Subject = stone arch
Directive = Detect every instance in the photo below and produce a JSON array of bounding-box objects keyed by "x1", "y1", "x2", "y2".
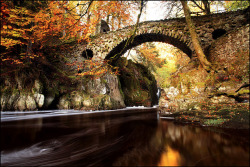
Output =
[
  {"x1": 212, "y1": 29, "x2": 227, "y2": 40},
  {"x1": 104, "y1": 33, "x2": 192, "y2": 63},
  {"x1": 82, "y1": 49, "x2": 93, "y2": 59}
]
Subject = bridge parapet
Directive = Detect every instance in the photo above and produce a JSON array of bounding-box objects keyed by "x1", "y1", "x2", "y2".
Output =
[{"x1": 83, "y1": 8, "x2": 249, "y2": 62}]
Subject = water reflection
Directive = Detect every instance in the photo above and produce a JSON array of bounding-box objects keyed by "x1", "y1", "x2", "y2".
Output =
[
  {"x1": 158, "y1": 146, "x2": 181, "y2": 166},
  {"x1": 156, "y1": 120, "x2": 249, "y2": 166},
  {"x1": 1, "y1": 111, "x2": 249, "y2": 166}
]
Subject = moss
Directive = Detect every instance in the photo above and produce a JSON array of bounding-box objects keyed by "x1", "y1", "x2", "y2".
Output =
[
  {"x1": 92, "y1": 94, "x2": 114, "y2": 110},
  {"x1": 115, "y1": 57, "x2": 158, "y2": 106},
  {"x1": 187, "y1": 102, "x2": 202, "y2": 111},
  {"x1": 118, "y1": 78, "x2": 125, "y2": 99},
  {"x1": 214, "y1": 108, "x2": 230, "y2": 115},
  {"x1": 101, "y1": 79, "x2": 108, "y2": 84},
  {"x1": 203, "y1": 119, "x2": 229, "y2": 126},
  {"x1": 237, "y1": 89, "x2": 250, "y2": 95},
  {"x1": 196, "y1": 82, "x2": 206, "y2": 87}
]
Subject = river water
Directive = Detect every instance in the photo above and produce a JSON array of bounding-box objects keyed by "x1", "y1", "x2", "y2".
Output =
[{"x1": 1, "y1": 108, "x2": 249, "y2": 166}]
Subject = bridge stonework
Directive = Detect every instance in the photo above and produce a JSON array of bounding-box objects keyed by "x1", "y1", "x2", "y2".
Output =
[{"x1": 83, "y1": 8, "x2": 249, "y2": 62}]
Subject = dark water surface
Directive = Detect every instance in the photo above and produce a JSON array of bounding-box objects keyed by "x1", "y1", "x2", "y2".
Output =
[{"x1": 1, "y1": 108, "x2": 249, "y2": 166}]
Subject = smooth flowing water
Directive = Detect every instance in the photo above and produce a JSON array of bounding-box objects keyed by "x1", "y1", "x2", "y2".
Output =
[{"x1": 1, "y1": 108, "x2": 249, "y2": 166}]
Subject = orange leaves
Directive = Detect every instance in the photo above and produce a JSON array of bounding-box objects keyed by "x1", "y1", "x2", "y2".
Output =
[
  {"x1": 136, "y1": 43, "x2": 165, "y2": 69},
  {"x1": 73, "y1": 60, "x2": 119, "y2": 78},
  {"x1": 1, "y1": 57, "x2": 23, "y2": 65},
  {"x1": 1, "y1": 1, "x2": 10, "y2": 20},
  {"x1": 3, "y1": 25, "x2": 12, "y2": 30},
  {"x1": 1, "y1": 38, "x2": 21, "y2": 49},
  {"x1": 89, "y1": 1, "x2": 136, "y2": 31},
  {"x1": 2, "y1": 25, "x2": 8, "y2": 29},
  {"x1": 28, "y1": 1, "x2": 88, "y2": 46},
  {"x1": 1, "y1": 0, "x2": 137, "y2": 74},
  {"x1": 1, "y1": 3, "x2": 35, "y2": 49}
]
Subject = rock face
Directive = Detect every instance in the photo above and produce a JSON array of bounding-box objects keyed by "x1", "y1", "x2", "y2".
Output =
[
  {"x1": 57, "y1": 73, "x2": 125, "y2": 110},
  {"x1": 116, "y1": 58, "x2": 158, "y2": 107},
  {"x1": 0, "y1": 46, "x2": 158, "y2": 111},
  {"x1": 0, "y1": 73, "x2": 125, "y2": 111},
  {"x1": 0, "y1": 41, "x2": 126, "y2": 111},
  {"x1": 159, "y1": 24, "x2": 249, "y2": 113}
]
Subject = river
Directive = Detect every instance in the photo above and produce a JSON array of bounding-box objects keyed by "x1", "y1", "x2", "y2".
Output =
[{"x1": 1, "y1": 108, "x2": 249, "y2": 166}]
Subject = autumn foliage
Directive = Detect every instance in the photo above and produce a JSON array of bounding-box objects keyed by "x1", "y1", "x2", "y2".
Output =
[
  {"x1": 88, "y1": 1, "x2": 136, "y2": 30},
  {"x1": 1, "y1": 0, "x2": 137, "y2": 78},
  {"x1": 135, "y1": 43, "x2": 165, "y2": 72}
]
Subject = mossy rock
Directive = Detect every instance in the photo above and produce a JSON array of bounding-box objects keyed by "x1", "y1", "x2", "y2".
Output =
[
  {"x1": 214, "y1": 108, "x2": 231, "y2": 115},
  {"x1": 116, "y1": 57, "x2": 158, "y2": 107},
  {"x1": 92, "y1": 94, "x2": 115, "y2": 110},
  {"x1": 237, "y1": 89, "x2": 250, "y2": 95}
]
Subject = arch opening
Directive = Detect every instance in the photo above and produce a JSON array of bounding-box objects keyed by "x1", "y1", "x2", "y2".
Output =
[
  {"x1": 212, "y1": 29, "x2": 227, "y2": 40},
  {"x1": 105, "y1": 33, "x2": 192, "y2": 64},
  {"x1": 113, "y1": 41, "x2": 191, "y2": 106},
  {"x1": 82, "y1": 49, "x2": 93, "y2": 59}
]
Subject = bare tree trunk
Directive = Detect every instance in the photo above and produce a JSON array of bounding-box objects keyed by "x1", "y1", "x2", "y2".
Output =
[
  {"x1": 191, "y1": 0, "x2": 211, "y2": 15},
  {"x1": 111, "y1": 15, "x2": 114, "y2": 31},
  {"x1": 203, "y1": 0, "x2": 211, "y2": 15},
  {"x1": 181, "y1": 1, "x2": 211, "y2": 71},
  {"x1": 106, "y1": 14, "x2": 110, "y2": 25},
  {"x1": 87, "y1": 10, "x2": 91, "y2": 24},
  {"x1": 118, "y1": 15, "x2": 121, "y2": 29}
]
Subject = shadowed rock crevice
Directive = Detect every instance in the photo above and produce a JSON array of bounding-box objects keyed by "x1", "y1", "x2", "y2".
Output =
[
  {"x1": 212, "y1": 29, "x2": 227, "y2": 39},
  {"x1": 82, "y1": 49, "x2": 93, "y2": 59}
]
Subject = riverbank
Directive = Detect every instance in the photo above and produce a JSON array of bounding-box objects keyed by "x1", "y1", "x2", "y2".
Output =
[{"x1": 160, "y1": 102, "x2": 249, "y2": 129}]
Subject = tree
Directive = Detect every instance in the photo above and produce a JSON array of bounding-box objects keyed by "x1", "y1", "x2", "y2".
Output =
[
  {"x1": 85, "y1": 1, "x2": 138, "y2": 32},
  {"x1": 223, "y1": 0, "x2": 250, "y2": 11},
  {"x1": 127, "y1": 43, "x2": 165, "y2": 72},
  {"x1": 161, "y1": 0, "x2": 212, "y2": 19},
  {"x1": 161, "y1": 1, "x2": 184, "y2": 19},
  {"x1": 1, "y1": 0, "x2": 145, "y2": 78},
  {"x1": 190, "y1": 0, "x2": 211, "y2": 15},
  {"x1": 181, "y1": 1, "x2": 211, "y2": 71},
  {"x1": 1, "y1": 1, "x2": 134, "y2": 56}
]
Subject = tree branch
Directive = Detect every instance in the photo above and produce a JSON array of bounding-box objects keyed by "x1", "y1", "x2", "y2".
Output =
[
  {"x1": 191, "y1": 0, "x2": 205, "y2": 12},
  {"x1": 109, "y1": 0, "x2": 145, "y2": 63}
]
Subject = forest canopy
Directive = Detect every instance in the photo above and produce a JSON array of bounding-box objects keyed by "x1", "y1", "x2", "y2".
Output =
[{"x1": 1, "y1": 0, "x2": 249, "y2": 75}]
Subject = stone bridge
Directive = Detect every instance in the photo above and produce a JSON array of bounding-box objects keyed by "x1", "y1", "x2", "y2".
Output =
[{"x1": 81, "y1": 8, "x2": 249, "y2": 63}]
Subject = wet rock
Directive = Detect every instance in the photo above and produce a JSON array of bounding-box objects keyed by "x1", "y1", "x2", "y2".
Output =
[
  {"x1": 34, "y1": 93, "x2": 45, "y2": 108},
  {"x1": 58, "y1": 95, "x2": 70, "y2": 109},
  {"x1": 70, "y1": 92, "x2": 83, "y2": 109},
  {"x1": 83, "y1": 73, "x2": 125, "y2": 109},
  {"x1": 15, "y1": 95, "x2": 26, "y2": 111},
  {"x1": 83, "y1": 98, "x2": 92, "y2": 107},
  {"x1": 210, "y1": 95, "x2": 236, "y2": 104},
  {"x1": 33, "y1": 80, "x2": 43, "y2": 93},
  {"x1": 26, "y1": 95, "x2": 37, "y2": 110}
]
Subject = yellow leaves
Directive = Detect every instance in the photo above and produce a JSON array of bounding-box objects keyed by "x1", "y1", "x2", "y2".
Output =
[
  {"x1": 1, "y1": 4, "x2": 36, "y2": 49},
  {"x1": 136, "y1": 43, "x2": 165, "y2": 69},
  {"x1": 1, "y1": 57, "x2": 23, "y2": 65},
  {"x1": 1, "y1": 38, "x2": 21, "y2": 49},
  {"x1": 8, "y1": 8, "x2": 34, "y2": 26},
  {"x1": 7, "y1": 25, "x2": 12, "y2": 29},
  {"x1": 3, "y1": 25, "x2": 8, "y2": 29}
]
